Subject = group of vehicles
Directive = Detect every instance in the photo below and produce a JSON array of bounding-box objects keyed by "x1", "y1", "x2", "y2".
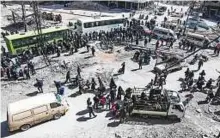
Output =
[
  {"x1": 4, "y1": 13, "x2": 213, "y2": 56},
  {"x1": 7, "y1": 87, "x2": 185, "y2": 132}
]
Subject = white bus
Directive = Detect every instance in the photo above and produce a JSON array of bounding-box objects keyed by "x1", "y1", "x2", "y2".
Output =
[
  {"x1": 76, "y1": 16, "x2": 125, "y2": 34},
  {"x1": 185, "y1": 32, "x2": 211, "y2": 47}
]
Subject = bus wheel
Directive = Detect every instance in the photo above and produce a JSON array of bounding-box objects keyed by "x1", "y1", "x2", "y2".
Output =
[
  {"x1": 20, "y1": 124, "x2": 30, "y2": 131},
  {"x1": 54, "y1": 113, "x2": 61, "y2": 120}
]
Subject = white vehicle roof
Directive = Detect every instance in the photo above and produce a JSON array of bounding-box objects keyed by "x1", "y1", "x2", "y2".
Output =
[
  {"x1": 8, "y1": 93, "x2": 58, "y2": 115},
  {"x1": 78, "y1": 16, "x2": 124, "y2": 23},
  {"x1": 153, "y1": 26, "x2": 173, "y2": 33},
  {"x1": 186, "y1": 32, "x2": 208, "y2": 40}
]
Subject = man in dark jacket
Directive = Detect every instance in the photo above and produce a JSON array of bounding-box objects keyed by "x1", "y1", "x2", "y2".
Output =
[
  {"x1": 198, "y1": 59, "x2": 203, "y2": 70},
  {"x1": 87, "y1": 98, "x2": 96, "y2": 118},
  {"x1": 64, "y1": 70, "x2": 71, "y2": 84},
  {"x1": 138, "y1": 58, "x2": 143, "y2": 69},
  {"x1": 35, "y1": 79, "x2": 43, "y2": 93}
]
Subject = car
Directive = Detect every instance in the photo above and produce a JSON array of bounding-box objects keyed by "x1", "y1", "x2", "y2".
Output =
[
  {"x1": 171, "y1": 12, "x2": 184, "y2": 18},
  {"x1": 135, "y1": 25, "x2": 152, "y2": 35},
  {"x1": 158, "y1": 6, "x2": 167, "y2": 12},
  {"x1": 156, "y1": 11, "x2": 165, "y2": 16}
]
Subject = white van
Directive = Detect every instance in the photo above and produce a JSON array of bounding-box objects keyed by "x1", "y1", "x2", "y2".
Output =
[
  {"x1": 152, "y1": 27, "x2": 177, "y2": 40},
  {"x1": 185, "y1": 32, "x2": 210, "y2": 47},
  {"x1": 7, "y1": 93, "x2": 69, "y2": 132}
]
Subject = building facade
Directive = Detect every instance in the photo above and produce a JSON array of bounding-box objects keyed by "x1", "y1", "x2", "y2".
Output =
[
  {"x1": 202, "y1": 1, "x2": 220, "y2": 19},
  {"x1": 97, "y1": 0, "x2": 153, "y2": 10}
]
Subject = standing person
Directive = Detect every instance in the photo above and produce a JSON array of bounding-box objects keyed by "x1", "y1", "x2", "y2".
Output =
[
  {"x1": 198, "y1": 59, "x2": 204, "y2": 70},
  {"x1": 91, "y1": 78, "x2": 97, "y2": 91},
  {"x1": 64, "y1": 70, "x2": 71, "y2": 84},
  {"x1": 109, "y1": 77, "x2": 117, "y2": 90},
  {"x1": 91, "y1": 46, "x2": 95, "y2": 56},
  {"x1": 185, "y1": 68, "x2": 190, "y2": 80},
  {"x1": 154, "y1": 73, "x2": 158, "y2": 85},
  {"x1": 24, "y1": 66, "x2": 31, "y2": 79},
  {"x1": 87, "y1": 98, "x2": 96, "y2": 118},
  {"x1": 110, "y1": 89, "x2": 115, "y2": 102},
  {"x1": 59, "y1": 84, "x2": 65, "y2": 96},
  {"x1": 117, "y1": 86, "x2": 124, "y2": 100},
  {"x1": 106, "y1": 95, "x2": 111, "y2": 110},
  {"x1": 28, "y1": 61, "x2": 36, "y2": 75},
  {"x1": 155, "y1": 40, "x2": 160, "y2": 50},
  {"x1": 77, "y1": 65, "x2": 81, "y2": 77},
  {"x1": 121, "y1": 62, "x2": 125, "y2": 74},
  {"x1": 6, "y1": 67, "x2": 11, "y2": 80},
  {"x1": 144, "y1": 37, "x2": 148, "y2": 47},
  {"x1": 93, "y1": 95, "x2": 99, "y2": 109},
  {"x1": 86, "y1": 44, "x2": 90, "y2": 52},
  {"x1": 138, "y1": 58, "x2": 143, "y2": 69},
  {"x1": 169, "y1": 40, "x2": 173, "y2": 49},
  {"x1": 54, "y1": 80, "x2": 61, "y2": 93},
  {"x1": 35, "y1": 79, "x2": 43, "y2": 93}
]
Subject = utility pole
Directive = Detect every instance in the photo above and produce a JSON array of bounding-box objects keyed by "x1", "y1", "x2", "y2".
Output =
[
  {"x1": 11, "y1": 11, "x2": 16, "y2": 23},
  {"x1": 183, "y1": 1, "x2": 196, "y2": 35},
  {"x1": 21, "y1": 2, "x2": 27, "y2": 32},
  {"x1": 32, "y1": 1, "x2": 50, "y2": 66}
]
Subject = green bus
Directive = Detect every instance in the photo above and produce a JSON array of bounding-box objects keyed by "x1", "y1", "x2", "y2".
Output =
[{"x1": 4, "y1": 26, "x2": 72, "y2": 55}]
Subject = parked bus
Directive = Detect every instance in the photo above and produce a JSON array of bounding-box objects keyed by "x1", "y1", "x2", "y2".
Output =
[
  {"x1": 185, "y1": 32, "x2": 211, "y2": 47},
  {"x1": 76, "y1": 16, "x2": 125, "y2": 34},
  {"x1": 4, "y1": 26, "x2": 71, "y2": 55}
]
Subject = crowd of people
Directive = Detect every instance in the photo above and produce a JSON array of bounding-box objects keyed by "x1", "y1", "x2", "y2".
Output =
[{"x1": 1, "y1": 5, "x2": 220, "y2": 123}]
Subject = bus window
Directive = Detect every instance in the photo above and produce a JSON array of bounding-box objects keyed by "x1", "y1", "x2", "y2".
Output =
[
  {"x1": 105, "y1": 20, "x2": 111, "y2": 25},
  {"x1": 84, "y1": 22, "x2": 93, "y2": 28}
]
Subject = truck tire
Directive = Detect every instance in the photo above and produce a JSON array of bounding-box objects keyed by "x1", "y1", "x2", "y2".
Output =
[
  {"x1": 53, "y1": 113, "x2": 61, "y2": 120},
  {"x1": 20, "y1": 124, "x2": 31, "y2": 131}
]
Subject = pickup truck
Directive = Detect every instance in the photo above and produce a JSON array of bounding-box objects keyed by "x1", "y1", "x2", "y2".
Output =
[{"x1": 125, "y1": 88, "x2": 185, "y2": 120}]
